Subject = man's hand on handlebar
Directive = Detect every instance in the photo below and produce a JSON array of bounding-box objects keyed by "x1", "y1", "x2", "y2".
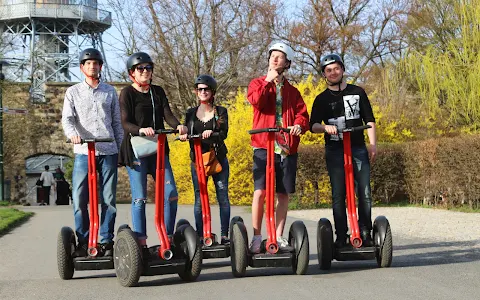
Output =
[
  {"x1": 288, "y1": 124, "x2": 302, "y2": 136},
  {"x1": 69, "y1": 136, "x2": 82, "y2": 144},
  {"x1": 324, "y1": 125, "x2": 338, "y2": 135}
]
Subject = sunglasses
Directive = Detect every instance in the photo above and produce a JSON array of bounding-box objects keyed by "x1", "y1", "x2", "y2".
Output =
[
  {"x1": 196, "y1": 87, "x2": 211, "y2": 92},
  {"x1": 136, "y1": 65, "x2": 153, "y2": 72}
]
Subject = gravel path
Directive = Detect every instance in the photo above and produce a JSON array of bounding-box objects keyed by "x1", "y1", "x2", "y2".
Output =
[
  {"x1": 1, "y1": 205, "x2": 479, "y2": 300},
  {"x1": 289, "y1": 207, "x2": 480, "y2": 245}
]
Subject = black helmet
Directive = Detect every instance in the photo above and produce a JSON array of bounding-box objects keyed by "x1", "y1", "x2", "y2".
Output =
[
  {"x1": 79, "y1": 48, "x2": 103, "y2": 65},
  {"x1": 321, "y1": 54, "x2": 344, "y2": 72},
  {"x1": 127, "y1": 52, "x2": 154, "y2": 71},
  {"x1": 194, "y1": 74, "x2": 217, "y2": 91}
]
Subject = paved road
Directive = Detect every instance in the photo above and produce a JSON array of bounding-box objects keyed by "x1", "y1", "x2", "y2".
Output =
[{"x1": 0, "y1": 205, "x2": 479, "y2": 300}]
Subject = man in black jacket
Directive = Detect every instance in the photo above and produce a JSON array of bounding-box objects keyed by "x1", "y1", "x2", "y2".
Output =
[{"x1": 310, "y1": 54, "x2": 377, "y2": 248}]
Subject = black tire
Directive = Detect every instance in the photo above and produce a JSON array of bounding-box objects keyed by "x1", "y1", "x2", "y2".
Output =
[
  {"x1": 117, "y1": 224, "x2": 130, "y2": 235},
  {"x1": 178, "y1": 225, "x2": 202, "y2": 281},
  {"x1": 230, "y1": 222, "x2": 248, "y2": 277},
  {"x1": 289, "y1": 221, "x2": 309, "y2": 275},
  {"x1": 377, "y1": 224, "x2": 393, "y2": 268},
  {"x1": 230, "y1": 216, "x2": 244, "y2": 224},
  {"x1": 57, "y1": 227, "x2": 75, "y2": 280},
  {"x1": 114, "y1": 229, "x2": 142, "y2": 287},
  {"x1": 317, "y1": 218, "x2": 333, "y2": 270},
  {"x1": 175, "y1": 219, "x2": 190, "y2": 231}
]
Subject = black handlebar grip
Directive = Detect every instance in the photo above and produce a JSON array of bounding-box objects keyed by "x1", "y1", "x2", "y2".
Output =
[
  {"x1": 342, "y1": 125, "x2": 372, "y2": 133},
  {"x1": 66, "y1": 137, "x2": 114, "y2": 143},
  {"x1": 248, "y1": 127, "x2": 291, "y2": 134}
]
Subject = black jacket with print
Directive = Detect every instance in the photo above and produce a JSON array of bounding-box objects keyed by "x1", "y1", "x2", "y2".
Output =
[{"x1": 309, "y1": 84, "x2": 375, "y2": 147}]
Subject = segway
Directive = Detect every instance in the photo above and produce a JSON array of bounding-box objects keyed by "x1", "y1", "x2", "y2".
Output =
[
  {"x1": 176, "y1": 133, "x2": 232, "y2": 260},
  {"x1": 114, "y1": 129, "x2": 202, "y2": 287},
  {"x1": 57, "y1": 138, "x2": 115, "y2": 280},
  {"x1": 229, "y1": 127, "x2": 309, "y2": 277},
  {"x1": 317, "y1": 125, "x2": 393, "y2": 269}
]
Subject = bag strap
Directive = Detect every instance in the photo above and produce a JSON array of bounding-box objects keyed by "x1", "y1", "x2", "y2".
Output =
[
  {"x1": 212, "y1": 106, "x2": 219, "y2": 153},
  {"x1": 149, "y1": 89, "x2": 156, "y2": 129}
]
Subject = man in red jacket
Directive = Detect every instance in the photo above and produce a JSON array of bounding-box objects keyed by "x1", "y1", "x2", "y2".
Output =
[{"x1": 247, "y1": 42, "x2": 309, "y2": 253}]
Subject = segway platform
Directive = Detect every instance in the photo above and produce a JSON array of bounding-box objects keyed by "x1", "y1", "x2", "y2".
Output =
[
  {"x1": 334, "y1": 245, "x2": 376, "y2": 261},
  {"x1": 202, "y1": 243, "x2": 230, "y2": 259},
  {"x1": 142, "y1": 245, "x2": 186, "y2": 276},
  {"x1": 73, "y1": 256, "x2": 114, "y2": 271},
  {"x1": 249, "y1": 252, "x2": 293, "y2": 268}
]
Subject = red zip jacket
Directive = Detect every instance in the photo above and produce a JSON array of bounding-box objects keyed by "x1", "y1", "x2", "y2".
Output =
[{"x1": 247, "y1": 76, "x2": 309, "y2": 154}]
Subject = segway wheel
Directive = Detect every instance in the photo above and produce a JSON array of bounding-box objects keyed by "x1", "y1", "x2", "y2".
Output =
[
  {"x1": 117, "y1": 224, "x2": 130, "y2": 235},
  {"x1": 375, "y1": 223, "x2": 393, "y2": 268},
  {"x1": 57, "y1": 227, "x2": 75, "y2": 280},
  {"x1": 317, "y1": 218, "x2": 333, "y2": 270},
  {"x1": 175, "y1": 219, "x2": 190, "y2": 231},
  {"x1": 114, "y1": 229, "x2": 142, "y2": 287},
  {"x1": 178, "y1": 225, "x2": 202, "y2": 281},
  {"x1": 230, "y1": 221, "x2": 248, "y2": 277},
  {"x1": 230, "y1": 216, "x2": 244, "y2": 224},
  {"x1": 289, "y1": 221, "x2": 309, "y2": 275}
]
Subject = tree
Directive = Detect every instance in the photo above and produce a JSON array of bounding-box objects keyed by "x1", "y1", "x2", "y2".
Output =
[
  {"x1": 107, "y1": 0, "x2": 276, "y2": 111},
  {"x1": 403, "y1": 0, "x2": 461, "y2": 53},
  {"x1": 385, "y1": 0, "x2": 480, "y2": 131},
  {"x1": 272, "y1": 0, "x2": 408, "y2": 83}
]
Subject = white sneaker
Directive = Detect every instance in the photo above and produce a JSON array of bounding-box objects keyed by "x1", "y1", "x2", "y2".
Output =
[
  {"x1": 249, "y1": 235, "x2": 262, "y2": 254},
  {"x1": 277, "y1": 236, "x2": 294, "y2": 252}
]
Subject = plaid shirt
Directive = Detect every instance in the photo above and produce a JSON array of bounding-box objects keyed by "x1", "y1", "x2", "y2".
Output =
[{"x1": 62, "y1": 81, "x2": 123, "y2": 156}]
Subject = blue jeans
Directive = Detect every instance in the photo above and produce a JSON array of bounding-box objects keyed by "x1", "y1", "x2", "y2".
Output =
[
  {"x1": 325, "y1": 145, "x2": 372, "y2": 238},
  {"x1": 72, "y1": 154, "x2": 118, "y2": 244},
  {"x1": 191, "y1": 157, "x2": 230, "y2": 237},
  {"x1": 126, "y1": 154, "x2": 178, "y2": 238}
]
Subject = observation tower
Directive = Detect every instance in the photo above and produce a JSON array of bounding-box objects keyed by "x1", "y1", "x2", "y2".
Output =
[{"x1": 0, "y1": 0, "x2": 112, "y2": 101}]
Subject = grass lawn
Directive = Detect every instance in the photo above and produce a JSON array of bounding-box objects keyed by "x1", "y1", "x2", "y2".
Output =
[{"x1": 0, "y1": 206, "x2": 34, "y2": 237}]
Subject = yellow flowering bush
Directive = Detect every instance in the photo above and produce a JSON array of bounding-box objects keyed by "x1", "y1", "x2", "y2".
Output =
[{"x1": 170, "y1": 77, "x2": 417, "y2": 206}]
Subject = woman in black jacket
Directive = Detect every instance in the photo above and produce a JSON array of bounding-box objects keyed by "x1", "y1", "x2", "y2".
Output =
[
  {"x1": 179, "y1": 75, "x2": 231, "y2": 244},
  {"x1": 118, "y1": 52, "x2": 187, "y2": 249}
]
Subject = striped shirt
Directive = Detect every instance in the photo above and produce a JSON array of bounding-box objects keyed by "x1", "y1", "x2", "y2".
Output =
[{"x1": 62, "y1": 81, "x2": 124, "y2": 156}]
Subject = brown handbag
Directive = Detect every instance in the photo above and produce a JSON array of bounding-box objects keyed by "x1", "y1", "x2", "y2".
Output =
[{"x1": 202, "y1": 148, "x2": 223, "y2": 176}]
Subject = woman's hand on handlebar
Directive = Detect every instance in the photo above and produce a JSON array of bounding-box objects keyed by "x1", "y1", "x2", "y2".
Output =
[
  {"x1": 202, "y1": 130, "x2": 213, "y2": 139},
  {"x1": 177, "y1": 125, "x2": 188, "y2": 135},
  {"x1": 179, "y1": 134, "x2": 188, "y2": 141},
  {"x1": 139, "y1": 127, "x2": 155, "y2": 137}
]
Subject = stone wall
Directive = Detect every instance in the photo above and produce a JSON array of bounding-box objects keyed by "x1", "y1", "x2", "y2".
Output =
[{"x1": 2, "y1": 81, "x2": 134, "y2": 203}]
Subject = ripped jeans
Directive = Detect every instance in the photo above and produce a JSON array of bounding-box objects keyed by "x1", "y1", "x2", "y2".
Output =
[
  {"x1": 126, "y1": 154, "x2": 178, "y2": 239},
  {"x1": 191, "y1": 157, "x2": 230, "y2": 237}
]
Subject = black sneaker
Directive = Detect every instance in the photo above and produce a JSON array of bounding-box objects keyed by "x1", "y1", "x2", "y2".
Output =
[
  {"x1": 361, "y1": 231, "x2": 374, "y2": 247},
  {"x1": 100, "y1": 242, "x2": 114, "y2": 256},
  {"x1": 334, "y1": 236, "x2": 348, "y2": 248},
  {"x1": 221, "y1": 236, "x2": 230, "y2": 245},
  {"x1": 141, "y1": 246, "x2": 150, "y2": 260},
  {"x1": 73, "y1": 243, "x2": 87, "y2": 257},
  {"x1": 277, "y1": 236, "x2": 294, "y2": 252}
]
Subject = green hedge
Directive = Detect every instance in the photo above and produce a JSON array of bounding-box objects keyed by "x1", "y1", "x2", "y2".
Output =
[{"x1": 294, "y1": 134, "x2": 480, "y2": 209}]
